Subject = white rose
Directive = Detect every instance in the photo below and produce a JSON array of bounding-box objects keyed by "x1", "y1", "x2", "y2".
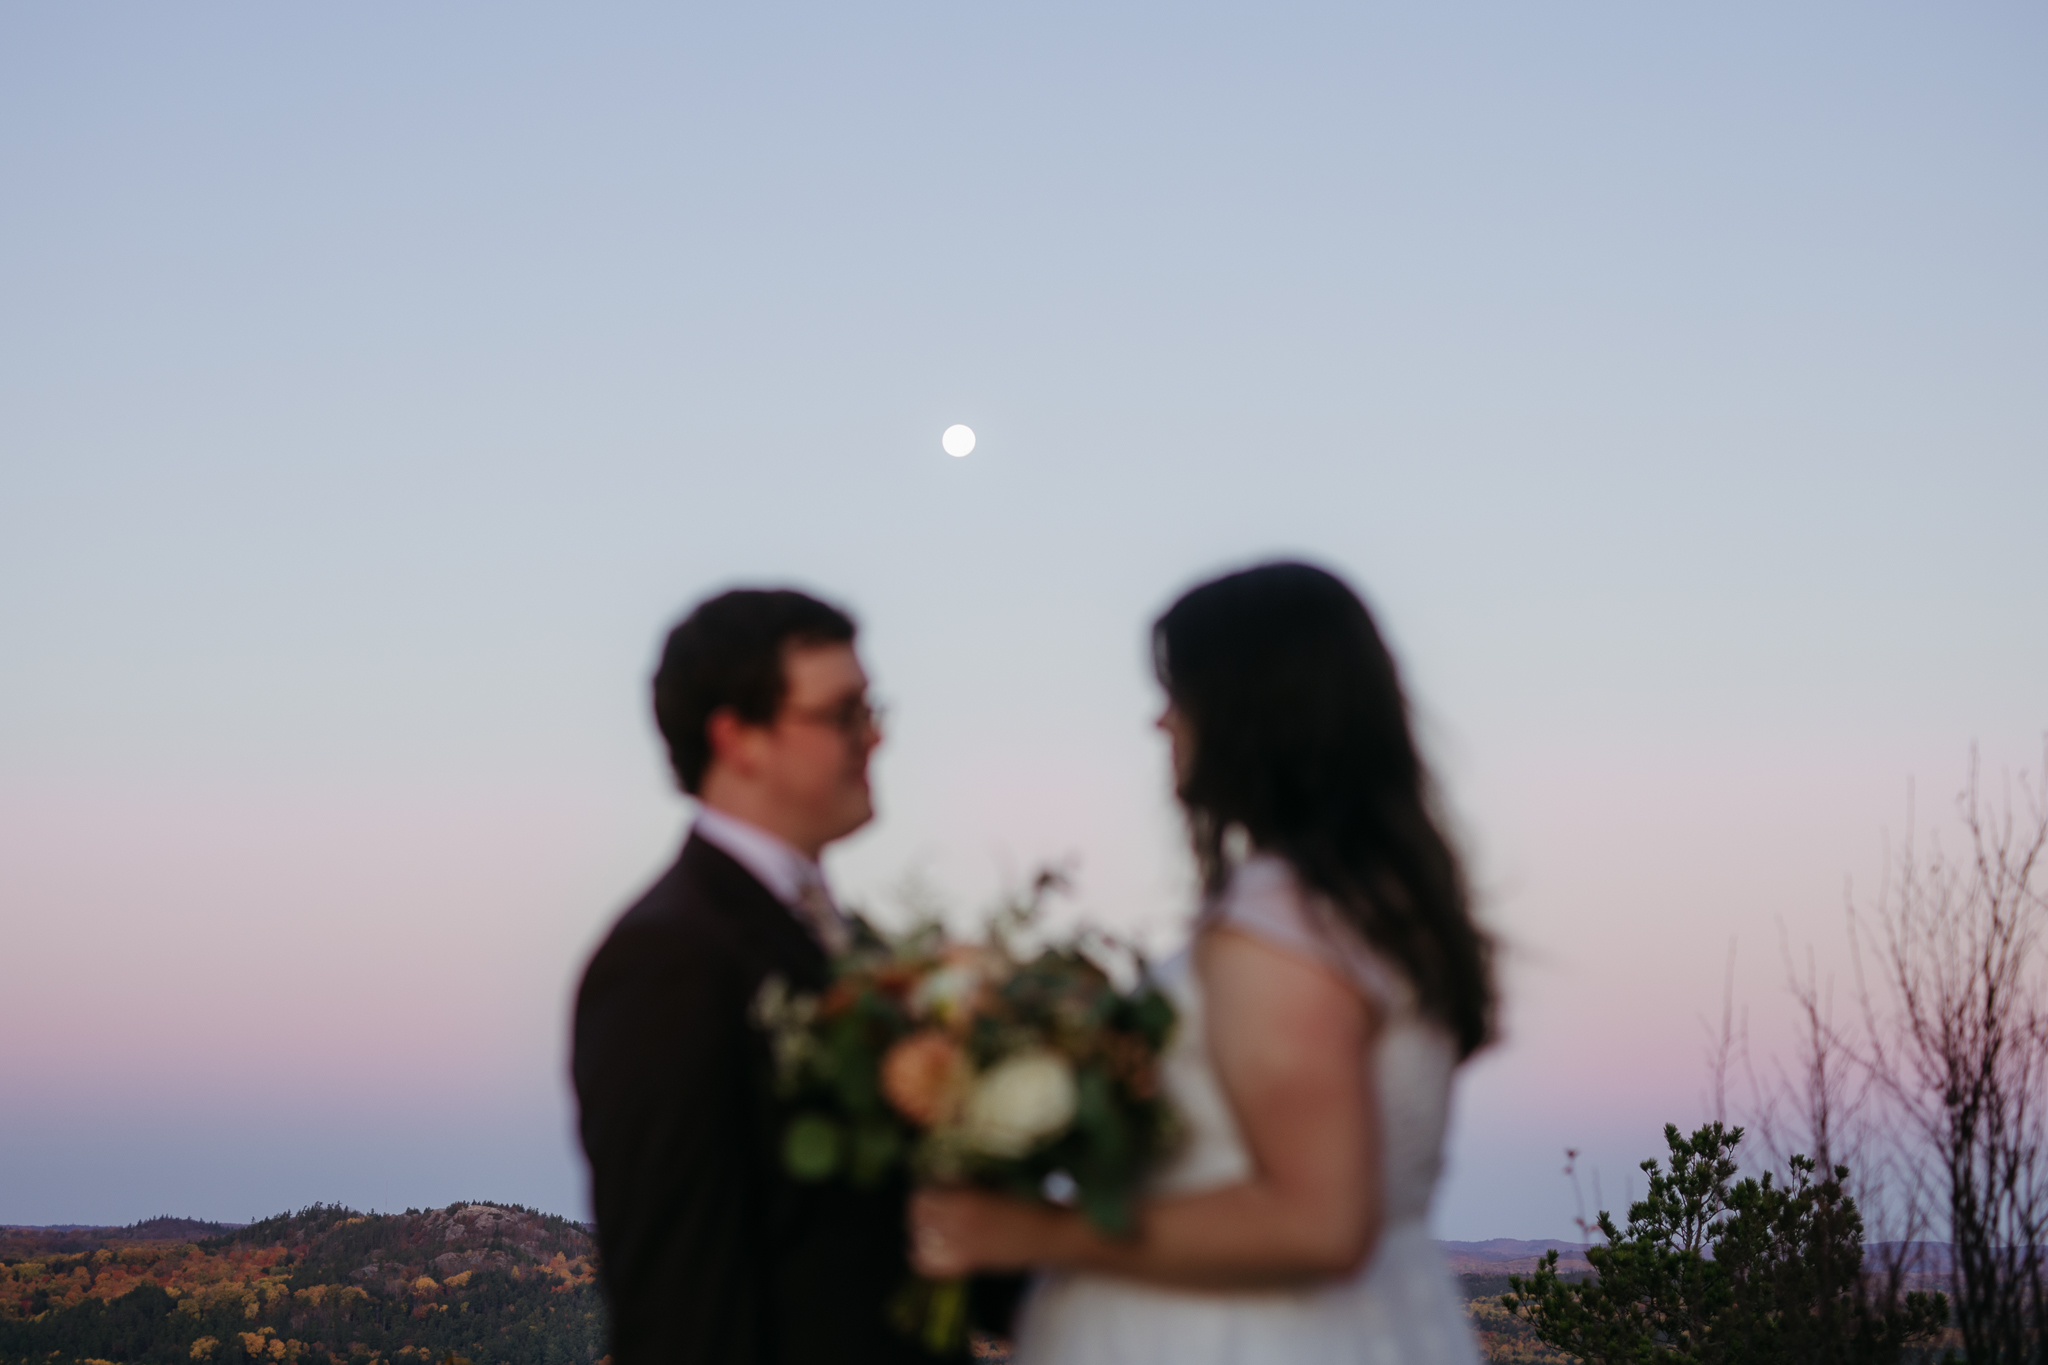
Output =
[{"x1": 962, "y1": 1049, "x2": 1079, "y2": 1157}]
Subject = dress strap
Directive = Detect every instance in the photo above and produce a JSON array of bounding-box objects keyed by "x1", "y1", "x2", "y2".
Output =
[{"x1": 1204, "y1": 854, "x2": 1407, "y2": 1011}]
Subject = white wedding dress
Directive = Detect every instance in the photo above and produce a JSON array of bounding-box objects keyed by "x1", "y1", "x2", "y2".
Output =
[{"x1": 1013, "y1": 854, "x2": 1481, "y2": 1365}]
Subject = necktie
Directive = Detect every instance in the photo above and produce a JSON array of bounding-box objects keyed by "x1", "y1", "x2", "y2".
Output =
[{"x1": 793, "y1": 876, "x2": 852, "y2": 956}]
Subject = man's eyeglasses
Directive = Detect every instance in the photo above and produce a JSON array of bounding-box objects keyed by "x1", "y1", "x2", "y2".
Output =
[{"x1": 781, "y1": 695, "x2": 886, "y2": 739}]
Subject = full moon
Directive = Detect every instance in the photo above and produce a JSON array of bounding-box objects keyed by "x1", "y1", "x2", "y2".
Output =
[{"x1": 941, "y1": 424, "x2": 976, "y2": 458}]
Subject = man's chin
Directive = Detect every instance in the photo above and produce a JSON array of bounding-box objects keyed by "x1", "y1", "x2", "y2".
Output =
[{"x1": 827, "y1": 792, "x2": 875, "y2": 843}]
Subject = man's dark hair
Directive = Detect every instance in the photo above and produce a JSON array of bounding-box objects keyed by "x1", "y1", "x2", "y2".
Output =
[{"x1": 652, "y1": 588, "x2": 857, "y2": 794}]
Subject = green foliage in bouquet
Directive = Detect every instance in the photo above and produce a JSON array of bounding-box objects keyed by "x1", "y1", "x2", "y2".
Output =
[
  {"x1": 753, "y1": 872, "x2": 1180, "y2": 1237},
  {"x1": 1504, "y1": 1122, "x2": 1951, "y2": 1365}
]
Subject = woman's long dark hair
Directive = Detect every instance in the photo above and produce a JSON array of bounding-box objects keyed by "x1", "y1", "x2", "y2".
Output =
[{"x1": 1154, "y1": 561, "x2": 1495, "y2": 1059}]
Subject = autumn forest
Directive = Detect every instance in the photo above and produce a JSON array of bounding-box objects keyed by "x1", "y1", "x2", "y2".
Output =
[{"x1": 0, "y1": 1204, "x2": 602, "y2": 1365}]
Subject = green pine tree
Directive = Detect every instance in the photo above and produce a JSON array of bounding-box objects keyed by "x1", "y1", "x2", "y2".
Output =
[{"x1": 1504, "y1": 1123, "x2": 1950, "y2": 1365}]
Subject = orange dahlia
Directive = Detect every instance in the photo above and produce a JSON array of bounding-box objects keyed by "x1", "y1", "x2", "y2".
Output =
[{"x1": 879, "y1": 1030, "x2": 969, "y2": 1127}]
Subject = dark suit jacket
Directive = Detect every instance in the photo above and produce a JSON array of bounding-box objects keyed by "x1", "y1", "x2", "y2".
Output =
[{"x1": 573, "y1": 834, "x2": 933, "y2": 1365}]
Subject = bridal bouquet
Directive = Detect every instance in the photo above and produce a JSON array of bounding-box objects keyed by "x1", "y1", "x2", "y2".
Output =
[{"x1": 752, "y1": 873, "x2": 1179, "y2": 1352}]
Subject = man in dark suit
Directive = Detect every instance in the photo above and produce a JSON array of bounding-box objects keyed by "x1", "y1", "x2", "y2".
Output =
[{"x1": 573, "y1": 588, "x2": 931, "y2": 1365}]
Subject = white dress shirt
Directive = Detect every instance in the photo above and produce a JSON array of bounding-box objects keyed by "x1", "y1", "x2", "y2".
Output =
[{"x1": 692, "y1": 806, "x2": 851, "y2": 953}]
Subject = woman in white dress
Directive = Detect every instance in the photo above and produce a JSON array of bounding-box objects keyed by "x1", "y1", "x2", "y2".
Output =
[{"x1": 909, "y1": 561, "x2": 1495, "y2": 1364}]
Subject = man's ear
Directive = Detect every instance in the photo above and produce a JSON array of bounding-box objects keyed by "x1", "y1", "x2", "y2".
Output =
[{"x1": 704, "y1": 706, "x2": 757, "y2": 777}]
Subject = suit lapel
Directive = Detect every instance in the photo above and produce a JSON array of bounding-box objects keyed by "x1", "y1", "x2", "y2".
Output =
[{"x1": 680, "y1": 834, "x2": 832, "y2": 990}]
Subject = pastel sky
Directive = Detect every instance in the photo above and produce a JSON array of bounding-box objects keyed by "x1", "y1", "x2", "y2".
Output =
[{"x1": 2, "y1": 3, "x2": 2043, "y2": 1241}]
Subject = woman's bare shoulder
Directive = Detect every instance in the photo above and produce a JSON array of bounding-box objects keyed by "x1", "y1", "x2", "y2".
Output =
[{"x1": 1206, "y1": 853, "x2": 1405, "y2": 1011}]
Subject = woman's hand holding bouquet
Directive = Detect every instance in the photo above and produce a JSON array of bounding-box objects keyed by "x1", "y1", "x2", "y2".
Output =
[{"x1": 752, "y1": 873, "x2": 1178, "y2": 1354}]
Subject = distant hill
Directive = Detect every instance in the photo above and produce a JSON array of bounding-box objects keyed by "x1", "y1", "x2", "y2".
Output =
[
  {"x1": 1439, "y1": 1239, "x2": 1595, "y2": 1276},
  {"x1": 1868, "y1": 1242, "x2": 1956, "y2": 1274},
  {"x1": 0, "y1": 1203, "x2": 601, "y2": 1365},
  {"x1": 0, "y1": 1219, "x2": 237, "y2": 1261}
]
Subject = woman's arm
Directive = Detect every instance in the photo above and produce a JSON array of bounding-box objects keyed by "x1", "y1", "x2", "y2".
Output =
[{"x1": 910, "y1": 926, "x2": 1382, "y2": 1289}]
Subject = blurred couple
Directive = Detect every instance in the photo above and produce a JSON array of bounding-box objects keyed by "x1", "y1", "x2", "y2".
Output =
[{"x1": 571, "y1": 563, "x2": 1494, "y2": 1365}]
